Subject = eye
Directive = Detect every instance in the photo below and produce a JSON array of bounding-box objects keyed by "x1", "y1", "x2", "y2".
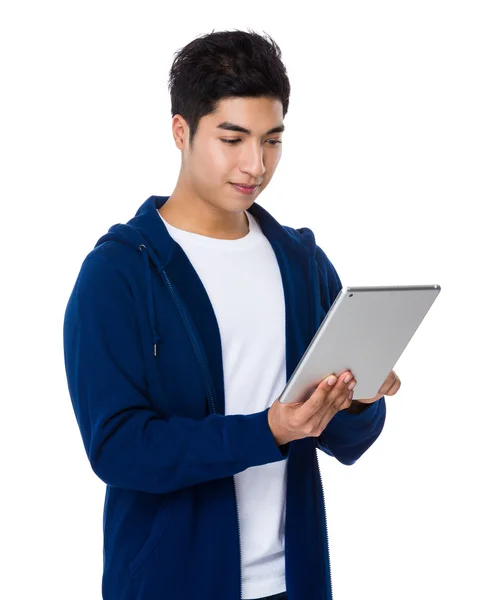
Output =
[{"x1": 220, "y1": 139, "x2": 282, "y2": 146}]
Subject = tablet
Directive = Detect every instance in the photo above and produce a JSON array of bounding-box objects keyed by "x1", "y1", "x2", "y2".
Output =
[{"x1": 278, "y1": 284, "x2": 441, "y2": 404}]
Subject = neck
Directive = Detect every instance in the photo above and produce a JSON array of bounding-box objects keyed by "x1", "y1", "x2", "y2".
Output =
[{"x1": 158, "y1": 191, "x2": 250, "y2": 240}]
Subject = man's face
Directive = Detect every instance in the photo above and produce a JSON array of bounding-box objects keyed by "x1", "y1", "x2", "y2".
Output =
[{"x1": 175, "y1": 96, "x2": 284, "y2": 214}]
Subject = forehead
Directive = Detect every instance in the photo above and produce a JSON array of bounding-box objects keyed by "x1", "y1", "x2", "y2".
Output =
[{"x1": 206, "y1": 97, "x2": 284, "y2": 134}]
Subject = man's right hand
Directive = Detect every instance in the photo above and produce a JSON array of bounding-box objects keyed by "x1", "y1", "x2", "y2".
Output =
[{"x1": 267, "y1": 370, "x2": 357, "y2": 447}]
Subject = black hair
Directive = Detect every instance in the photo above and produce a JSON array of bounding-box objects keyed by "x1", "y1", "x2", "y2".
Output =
[{"x1": 168, "y1": 28, "x2": 291, "y2": 149}]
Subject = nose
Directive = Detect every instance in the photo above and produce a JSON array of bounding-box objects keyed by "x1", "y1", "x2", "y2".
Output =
[{"x1": 240, "y1": 143, "x2": 266, "y2": 179}]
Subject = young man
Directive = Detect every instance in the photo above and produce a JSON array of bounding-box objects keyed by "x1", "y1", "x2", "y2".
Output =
[{"x1": 63, "y1": 28, "x2": 399, "y2": 600}]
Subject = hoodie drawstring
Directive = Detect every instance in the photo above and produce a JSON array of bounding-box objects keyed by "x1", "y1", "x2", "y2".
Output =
[
  {"x1": 96, "y1": 208, "x2": 316, "y2": 361},
  {"x1": 139, "y1": 244, "x2": 161, "y2": 356}
]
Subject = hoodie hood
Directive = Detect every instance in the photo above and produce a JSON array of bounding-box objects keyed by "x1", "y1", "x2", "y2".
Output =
[{"x1": 93, "y1": 195, "x2": 318, "y2": 357}]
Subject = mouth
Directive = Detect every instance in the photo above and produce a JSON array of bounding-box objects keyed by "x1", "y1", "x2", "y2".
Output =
[{"x1": 230, "y1": 183, "x2": 260, "y2": 193}]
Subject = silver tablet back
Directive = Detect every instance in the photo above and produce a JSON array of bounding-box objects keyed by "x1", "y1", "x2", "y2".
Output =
[{"x1": 278, "y1": 285, "x2": 441, "y2": 404}]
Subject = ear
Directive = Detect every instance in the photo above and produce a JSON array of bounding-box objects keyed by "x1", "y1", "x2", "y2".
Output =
[{"x1": 171, "y1": 115, "x2": 188, "y2": 150}]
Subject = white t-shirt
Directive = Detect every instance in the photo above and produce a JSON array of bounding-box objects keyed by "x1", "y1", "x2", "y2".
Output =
[{"x1": 159, "y1": 208, "x2": 288, "y2": 599}]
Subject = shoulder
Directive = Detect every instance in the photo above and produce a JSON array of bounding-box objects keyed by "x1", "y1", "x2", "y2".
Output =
[{"x1": 75, "y1": 240, "x2": 143, "y2": 299}]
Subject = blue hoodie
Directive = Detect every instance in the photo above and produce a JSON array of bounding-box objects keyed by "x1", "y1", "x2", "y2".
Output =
[{"x1": 63, "y1": 195, "x2": 386, "y2": 600}]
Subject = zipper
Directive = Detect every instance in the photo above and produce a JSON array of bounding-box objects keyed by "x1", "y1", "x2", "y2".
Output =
[
  {"x1": 233, "y1": 477, "x2": 243, "y2": 600},
  {"x1": 314, "y1": 259, "x2": 334, "y2": 600},
  {"x1": 160, "y1": 267, "x2": 242, "y2": 599},
  {"x1": 318, "y1": 457, "x2": 333, "y2": 600}
]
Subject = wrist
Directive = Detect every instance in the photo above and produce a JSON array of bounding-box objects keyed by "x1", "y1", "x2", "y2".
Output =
[{"x1": 268, "y1": 407, "x2": 289, "y2": 446}]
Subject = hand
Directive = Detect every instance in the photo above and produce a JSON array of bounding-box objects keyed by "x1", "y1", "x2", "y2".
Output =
[
  {"x1": 354, "y1": 369, "x2": 401, "y2": 404},
  {"x1": 268, "y1": 369, "x2": 358, "y2": 446}
]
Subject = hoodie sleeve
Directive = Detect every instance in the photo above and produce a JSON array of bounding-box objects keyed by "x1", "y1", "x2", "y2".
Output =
[
  {"x1": 63, "y1": 253, "x2": 289, "y2": 495},
  {"x1": 313, "y1": 244, "x2": 387, "y2": 465}
]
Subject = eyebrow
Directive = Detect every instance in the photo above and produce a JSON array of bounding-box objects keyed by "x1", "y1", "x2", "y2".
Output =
[{"x1": 216, "y1": 121, "x2": 285, "y2": 136}]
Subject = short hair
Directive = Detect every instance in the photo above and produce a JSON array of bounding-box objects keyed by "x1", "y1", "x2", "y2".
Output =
[{"x1": 168, "y1": 28, "x2": 291, "y2": 149}]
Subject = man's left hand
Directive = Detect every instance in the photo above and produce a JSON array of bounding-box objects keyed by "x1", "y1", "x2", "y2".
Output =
[{"x1": 354, "y1": 370, "x2": 401, "y2": 404}]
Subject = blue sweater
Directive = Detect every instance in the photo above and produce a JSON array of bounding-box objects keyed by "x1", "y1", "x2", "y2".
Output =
[{"x1": 63, "y1": 195, "x2": 386, "y2": 600}]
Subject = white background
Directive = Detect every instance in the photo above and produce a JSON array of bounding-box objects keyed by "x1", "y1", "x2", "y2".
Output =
[{"x1": 1, "y1": 1, "x2": 490, "y2": 599}]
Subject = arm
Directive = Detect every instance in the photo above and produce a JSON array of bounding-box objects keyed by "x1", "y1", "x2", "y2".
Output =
[
  {"x1": 63, "y1": 254, "x2": 289, "y2": 495},
  {"x1": 316, "y1": 397, "x2": 386, "y2": 464}
]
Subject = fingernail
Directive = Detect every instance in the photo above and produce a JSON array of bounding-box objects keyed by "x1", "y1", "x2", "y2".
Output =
[
  {"x1": 348, "y1": 381, "x2": 356, "y2": 390},
  {"x1": 326, "y1": 375, "x2": 337, "y2": 385}
]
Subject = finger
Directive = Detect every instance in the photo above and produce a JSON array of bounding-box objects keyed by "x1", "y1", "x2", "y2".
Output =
[
  {"x1": 321, "y1": 370, "x2": 356, "y2": 411},
  {"x1": 378, "y1": 372, "x2": 400, "y2": 396},
  {"x1": 318, "y1": 373, "x2": 338, "y2": 391},
  {"x1": 332, "y1": 370, "x2": 357, "y2": 396},
  {"x1": 385, "y1": 377, "x2": 401, "y2": 396},
  {"x1": 303, "y1": 371, "x2": 355, "y2": 420},
  {"x1": 300, "y1": 373, "x2": 339, "y2": 420},
  {"x1": 378, "y1": 370, "x2": 397, "y2": 395},
  {"x1": 313, "y1": 371, "x2": 355, "y2": 433}
]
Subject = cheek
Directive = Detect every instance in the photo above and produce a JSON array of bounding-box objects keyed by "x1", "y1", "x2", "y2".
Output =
[
  {"x1": 265, "y1": 149, "x2": 281, "y2": 172},
  {"x1": 202, "y1": 142, "x2": 231, "y2": 172}
]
